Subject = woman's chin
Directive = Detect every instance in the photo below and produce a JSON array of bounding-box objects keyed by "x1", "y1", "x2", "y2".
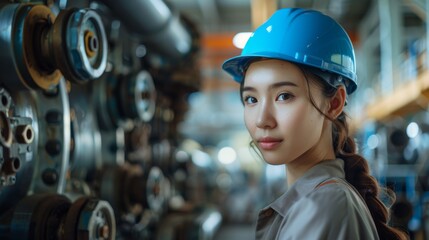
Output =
[{"x1": 262, "y1": 155, "x2": 288, "y2": 165}]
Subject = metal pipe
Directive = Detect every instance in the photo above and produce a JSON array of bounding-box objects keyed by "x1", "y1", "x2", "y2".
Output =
[{"x1": 100, "y1": 0, "x2": 192, "y2": 59}]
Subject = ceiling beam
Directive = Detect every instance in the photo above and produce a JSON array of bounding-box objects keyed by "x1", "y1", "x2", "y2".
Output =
[
  {"x1": 251, "y1": 0, "x2": 277, "y2": 29},
  {"x1": 197, "y1": 0, "x2": 220, "y2": 31}
]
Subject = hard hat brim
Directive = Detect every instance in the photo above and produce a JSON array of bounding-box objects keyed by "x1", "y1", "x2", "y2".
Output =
[{"x1": 222, "y1": 53, "x2": 357, "y2": 94}]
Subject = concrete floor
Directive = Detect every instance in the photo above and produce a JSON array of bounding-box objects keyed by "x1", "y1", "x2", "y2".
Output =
[{"x1": 214, "y1": 222, "x2": 255, "y2": 240}]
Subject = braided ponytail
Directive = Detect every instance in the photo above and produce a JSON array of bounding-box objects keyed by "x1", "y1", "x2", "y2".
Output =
[{"x1": 298, "y1": 67, "x2": 408, "y2": 239}]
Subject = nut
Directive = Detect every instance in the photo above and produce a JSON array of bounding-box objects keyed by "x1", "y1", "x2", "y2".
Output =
[
  {"x1": 77, "y1": 199, "x2": 116, "y2": 240},
  {"x1": 66, "y1": 9, "x2": 107, "y2": 81},
  {"x1": 15, "y1": 124, "x2": 34, "y2": 144}
]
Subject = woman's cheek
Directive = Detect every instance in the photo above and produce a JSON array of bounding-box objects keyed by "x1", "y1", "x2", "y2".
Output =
[{"x1": 244, "y1": 108, "x2": 256, "y2": 136}]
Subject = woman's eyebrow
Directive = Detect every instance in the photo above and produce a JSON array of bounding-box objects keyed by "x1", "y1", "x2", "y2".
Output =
[
  {"x1": 271, "y1": 81, "x2": 298, "y2": 89},
  {"x1": 242, "y1": 81, "x2": 298, "y2": 92},
  {"x1": 242, "y1": 86, "x2": 255, "y2": 92}
]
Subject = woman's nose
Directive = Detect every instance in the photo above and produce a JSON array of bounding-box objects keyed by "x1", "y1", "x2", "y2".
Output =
[{"x1": 255, "y1": 101, "x2": 276, "y2": 129}]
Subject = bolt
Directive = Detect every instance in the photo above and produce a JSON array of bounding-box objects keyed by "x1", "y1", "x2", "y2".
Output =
[
  {"x1": 65, "y1": 9, "x2": 107, "y2": 81},
  {"x1": 3, "y1": 158, "x2": 20, "y2": 174},
  {"x1": 8, "y1": 175, "x2": 16, "y2": 184},
  {"x1": 99, "y1": 225, "x2": 109, "y2": 239},
  {"x1": 15, "y1": 125, "x2": 34, "y2": 144},
  {"x1": 1, "y1": 95, "x2": 9, "y2": 108},
  {"x1": 84, "y1": 30, "x2": 98, "y2": 58},
  {"x1": 0, "y1": 111, "x2": 12, "y2": 147},
  {"x1": 42, "y1": 168, "x2": 58, "y2": 185},
  {"x1": 45, "y1": 139, "x2": 62, "y2": 156},
  {"x1": 141, "y1": 91, "x2": 150, "y2": 100},
  {"x1": 45, "y1": 110, "x2": 62, "y2": 124},
  {"x1": 78, "y1": 199, "x2": 115, "y2": 239}
]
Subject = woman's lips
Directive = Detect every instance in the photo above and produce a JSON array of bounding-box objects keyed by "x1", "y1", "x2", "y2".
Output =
[{"x1": 257, "y1": 137, "x2": 283, "y2": 150}]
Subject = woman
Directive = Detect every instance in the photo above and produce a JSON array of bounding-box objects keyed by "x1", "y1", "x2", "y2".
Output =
[{"x1": 222, "y1": 8, "x2": 408, "y2": 240}]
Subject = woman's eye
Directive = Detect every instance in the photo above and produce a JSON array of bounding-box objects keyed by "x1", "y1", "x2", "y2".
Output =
[
  {"x1": 243, "y1": 96, "x2": 257, "y2": 104},
  {"x1": 276, "y1": 93, "x2": 293, "y2": 101}
]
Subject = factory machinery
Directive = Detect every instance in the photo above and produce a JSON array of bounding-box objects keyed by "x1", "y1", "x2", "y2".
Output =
[
  {"x1": 359, "y1": 112, "x2": 429, "y2": 239},
  {"x1": 0, "y1": 0, "x2": 221, "y2": 239}
]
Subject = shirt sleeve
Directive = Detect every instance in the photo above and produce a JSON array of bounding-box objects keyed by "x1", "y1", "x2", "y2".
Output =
[{"x1": 276, "y1": 183, "x2": 379, "y2": 240}]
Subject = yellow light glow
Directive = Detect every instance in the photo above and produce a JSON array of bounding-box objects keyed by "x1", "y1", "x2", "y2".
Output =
[{"x1": 232, "y1": 32, "x2": 252, "y2": 49}]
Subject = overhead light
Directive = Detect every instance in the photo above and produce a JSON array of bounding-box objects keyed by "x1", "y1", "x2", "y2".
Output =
[
  {"x1": 232, "y1": 32, "x2": 252, "y2": 49},
  {"x1": 218, "y1": 147, "x2": 236, "y2": 164},
  {"x1": 406, "y1": 122, "x2": 419, "y2": 138},
  {"x1": 367, "y1": 134, "x2": 379, "y2": 149}
]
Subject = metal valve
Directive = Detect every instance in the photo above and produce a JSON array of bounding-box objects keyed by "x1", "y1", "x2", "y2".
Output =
[
  {"x1": 120, "y1": 71, "x2": 157, "y2": 123},
  {"x1": 0, "y1": 88, "x2": 34, "y2": 189},
  {"x1": 4, "y1": 194, "x2": 115, "y2": 240},
  {"x1": 0, "y1": 4, "x2": 108, "y2": 91},
  {"x1": 96, "y1": 70, "x2": 157, "y2": 130},
  {"x1": 51, "y1": 7, "x2": 108, "y2": 84},
  {"x1": 64, "y1": 197, "x2": 116, "y2": 240}
]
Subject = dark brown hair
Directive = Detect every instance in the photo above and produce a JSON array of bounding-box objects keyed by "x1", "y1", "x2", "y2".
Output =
[
  {"x1": 239, "y1": 62, "x2": 408, "y2": 240},
  {"x1": 300, "y1": 68, "x2": 409, "y2": 240}
]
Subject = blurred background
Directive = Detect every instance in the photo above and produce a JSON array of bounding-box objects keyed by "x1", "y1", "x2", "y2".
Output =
[{"x1": 0, "y1": 0, "x2": 428, "y2": 239}]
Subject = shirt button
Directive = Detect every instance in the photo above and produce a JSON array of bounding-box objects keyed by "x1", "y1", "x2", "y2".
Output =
[{"x1": 264, "y1": 208, "x2": 273, "y2": 217}]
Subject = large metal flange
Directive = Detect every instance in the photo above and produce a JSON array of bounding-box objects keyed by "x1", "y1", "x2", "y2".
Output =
[
  {"x1": 63, "y1": 197, "x2": 87, "y2": 240},
  {"x1": 10, "y1": 194, "x2": 72, "y2": 240},
  {"x1": 100, "y1": 70, "x2": 156, "y2": 129},
  {"x1": 119, "y1": 70, "x2": 157, "y2": 123},
  {"x1": 53, "y1": 8, "x2": 108, "y2": 84},
  {"x1": 145, "y1": 166, "x2": 170, "y2": 214},
  {"x1": 63, "y1": 197, "x2": 116, "y2": 240},
  {"x1": 0, "y1": 4, "x2": 108, "y2": 91},
  {"x1": 99, "y1": 164, "x2": 145, "y2": 217},
  {"x1": 23, "y1": 4, "x2": 63, "y2": 90},
  {"x1": 0, "y1": 88, "x2": 35, "y2": 190},
  {"x1": 0, "y1": 4, "x2": 62, "y2": 91},
  {"x1": 30, "y1": 78, "x2": 70, "y2": 194}
]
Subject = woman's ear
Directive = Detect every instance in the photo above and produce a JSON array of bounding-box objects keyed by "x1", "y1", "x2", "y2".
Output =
[{"x1": 328, "y1": 86, "x2": 346, "y2": 119}]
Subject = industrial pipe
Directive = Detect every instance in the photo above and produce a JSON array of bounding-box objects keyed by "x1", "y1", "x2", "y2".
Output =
[{"x1": 100, "y1": 0, "x2": 192, "y2": 60}]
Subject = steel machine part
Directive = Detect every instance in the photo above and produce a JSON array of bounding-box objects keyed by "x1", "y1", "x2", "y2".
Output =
[
  {"x1": 63, "y1": 197, "x2": 116, "y2": 240},
  {"x1": 0, "y1": 193, "x2": 115, "y2": 240},
  {"x1": 8, "y1": 194, "x2": 72, "y2": 240},
  {"x1": 117, "y1": 71, "x2": 157, "y2": 123},
  {"x1": 95, "y1": 70, "x2": 157, "y2": 130},
  {"x1": 103, "y1": 164, "x2": 171, "y2": 214},
  {"x1": 99, "y1": 164, "x2": 171, "y2": 237},
  {"x1": 51, "y1": 7, "x2": 108, "y2": 83},
  {"x1": 100, "y1": 0, "x2": 191, "y2": 60},
  {"x1": 0, "y1": 4, "x2": 61, "y2": 91},
  {"x1": 69, "y1": 84, "x2": 102, "y2": 180},
  {"x1": 0, "y1": 3, "x2": 107, "y2": 91},
  {"x1": 29, "y1": 79, "x2": 71, "y2": 194},
  {"x1": 0, "y1": 88, "x2": 34, "y2": 189},
  {"x1": 125, "y1": 122, "x2": 152, "y2": 164},
  {"x1": 0, "y1": 78, "x2": 70, "y2": 215}
]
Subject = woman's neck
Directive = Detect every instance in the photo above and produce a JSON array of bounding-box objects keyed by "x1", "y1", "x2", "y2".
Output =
[{"x1": 285, "y1": 142, "x2": 336, "y2": 186}]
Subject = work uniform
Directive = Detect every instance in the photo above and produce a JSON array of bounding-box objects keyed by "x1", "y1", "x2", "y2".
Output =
[{"x1": 256, "y1": 158, "x2": 379, "y2": 240}]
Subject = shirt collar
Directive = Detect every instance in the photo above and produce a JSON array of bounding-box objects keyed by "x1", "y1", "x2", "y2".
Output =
[{"x1": 269, "y1": 158, "x2": 346, "y2": 217}]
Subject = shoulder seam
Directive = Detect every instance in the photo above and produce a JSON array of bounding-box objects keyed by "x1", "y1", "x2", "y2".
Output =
[{"x1": 314, "y1": 179, "x2": 339, "y2": 189}]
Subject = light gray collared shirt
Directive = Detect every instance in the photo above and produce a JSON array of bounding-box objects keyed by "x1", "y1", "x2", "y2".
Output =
[{"x1": 256, "y1": 159, "x2": 380, "y2": 240}]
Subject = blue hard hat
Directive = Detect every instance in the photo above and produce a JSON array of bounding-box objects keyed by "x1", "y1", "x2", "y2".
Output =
[{"x1": 222, "y1": 8, "x2": 357, "y2": 94}]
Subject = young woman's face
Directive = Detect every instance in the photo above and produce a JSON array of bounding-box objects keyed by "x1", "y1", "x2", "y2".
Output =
[{"x1": 242, "y1": 59, "x2": 330, "y2": 165}]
